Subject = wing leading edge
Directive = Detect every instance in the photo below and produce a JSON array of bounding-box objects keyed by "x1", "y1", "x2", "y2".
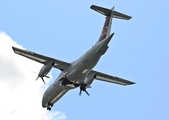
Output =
[
  {"x1": 12, "y1": 47, "x2": 70, "y2": 71},
  {"x1": 90, "y1": 70, "x2": 135, "y2": 85}
]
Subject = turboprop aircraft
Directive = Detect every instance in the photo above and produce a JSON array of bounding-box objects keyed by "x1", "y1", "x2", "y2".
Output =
[{"x1": 12, "y1": 5, "x2": 134, "y2": 111}]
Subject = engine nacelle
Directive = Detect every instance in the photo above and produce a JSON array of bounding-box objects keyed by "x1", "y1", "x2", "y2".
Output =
[{"x1": 84, "y1": 72, "x2": 96, "y2": 86}]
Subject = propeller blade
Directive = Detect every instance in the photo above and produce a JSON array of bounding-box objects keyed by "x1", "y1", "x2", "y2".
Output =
[
  {"x1": 41, "y1": 77, "x2": 46, "y2": 85},
  {"x1": 79, "y1": 83, "x2": 90, "y2": 96},
  {"x1": 45, "y1": 76, "x2": 50, "y2": 78},
  {"x1": 79, "y1": 90, "x2": 82, "y2": 96},
  {"x1": 84, "y1": 90, "x2": 90, "y2": 96},
  {"x1": 35, "y1": 76, "x2": 39, "y2": 81},
  {"x1": 31, "y1": 71, "x2": 37, "y2": 74},
  {"x1": 36, "y1": 66, "x2": 39, "y2": 71}
]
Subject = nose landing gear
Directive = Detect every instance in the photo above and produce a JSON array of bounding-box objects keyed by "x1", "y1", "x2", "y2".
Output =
[
  {"x1": 47, "y1": 102, "x2": 53, "y2": 111},
  {"x1": 47, "y1": 107, "x2": 51, "y2": 111}
]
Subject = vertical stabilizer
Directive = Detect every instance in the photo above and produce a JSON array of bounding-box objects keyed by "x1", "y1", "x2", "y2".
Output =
[{"x1": 90, "y1": 5, "x2": 132, "y2": 44}]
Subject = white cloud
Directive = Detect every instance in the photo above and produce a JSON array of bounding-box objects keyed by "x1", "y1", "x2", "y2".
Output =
[{"x1": 0, "y1": 32, "x2": 67, "y2": 120}]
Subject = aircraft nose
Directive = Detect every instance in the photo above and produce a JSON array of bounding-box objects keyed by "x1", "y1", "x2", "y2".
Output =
[{"x1": 42, "y1": 93, "x2": 47, "y2": 108}]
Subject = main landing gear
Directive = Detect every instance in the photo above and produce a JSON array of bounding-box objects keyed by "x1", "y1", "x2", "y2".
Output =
[
  {"x1": 47, "y1": 102, "x2": 53, "y2": 111},
  {"x1": 61, "y1": 77, "x2": 73, "y2": 86},
  {"x1": 60, "y1": 77, "x2": 79, "y2": 87}
]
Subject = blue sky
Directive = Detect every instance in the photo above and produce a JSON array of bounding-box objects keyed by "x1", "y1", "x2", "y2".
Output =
[{"x1": 0, "y1": 0, "x2": 169, "y2": 120}]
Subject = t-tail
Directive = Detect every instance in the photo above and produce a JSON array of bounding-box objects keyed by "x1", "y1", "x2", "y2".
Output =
[{"x1": 90, "y1": 5, "x2": 132, "y2": 45}]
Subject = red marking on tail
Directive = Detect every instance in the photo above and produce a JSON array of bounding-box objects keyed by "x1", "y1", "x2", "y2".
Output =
[{"x1": 99, "y1": 16, "x2": 110, "y2": 42}]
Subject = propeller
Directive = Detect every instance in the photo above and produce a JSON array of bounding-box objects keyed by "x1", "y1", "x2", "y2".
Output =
[
  {"x1": 79, "y1": 83, "x2": 91, "y2": 96},
  {"x1": 35, "y1": 76, "x2": 50, "y2": 85},
  {"x1": 31, "y1": 66, "x2": 50, "y2": 85}
]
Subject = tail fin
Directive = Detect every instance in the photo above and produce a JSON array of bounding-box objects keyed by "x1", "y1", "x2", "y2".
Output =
[{"x1": 90, "y1": 5, "x2": 132, "y2": 44}]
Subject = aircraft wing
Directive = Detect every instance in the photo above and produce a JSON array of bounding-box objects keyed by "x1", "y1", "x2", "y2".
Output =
[
  {"x1": 12, "y1": 47, "x2": 70, "y2": 71},
  {"x1": 90, "y1": 70, "x2": 135, "y2": 85}
]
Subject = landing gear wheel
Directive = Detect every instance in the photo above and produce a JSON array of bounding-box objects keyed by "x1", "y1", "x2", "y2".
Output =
[
  {"x1": 47, "y1": 107, "x2": 51, "y2": 111},
  {"x1": 50, "y1": 104, "x2": 53, "y2": 107},
  {"x1": 47, "y1": 102, "x2": 53, "y2": 111}
]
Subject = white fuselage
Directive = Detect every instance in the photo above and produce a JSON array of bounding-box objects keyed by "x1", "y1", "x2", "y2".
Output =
[{"x1": 42, "y1": 33, "x2": 113, "y2": 108}]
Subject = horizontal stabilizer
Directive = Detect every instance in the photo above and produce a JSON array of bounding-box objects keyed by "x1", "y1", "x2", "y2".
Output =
[
  {"x1": 90, "y1": 5, "x2": 111, "y2": 16},
  {"x1": 91, "y1": 5, "x2": 132, "y2": 20},
  {"x1": 113, "y1": 11, "x2": 132, "y2": 20}
]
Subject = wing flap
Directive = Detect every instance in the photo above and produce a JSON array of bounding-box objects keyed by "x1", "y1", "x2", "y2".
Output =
[
  {"x1": 91, "y1": 70, "x2": 135, "y2": 85},
  {"x1": 12, "y1": 47, "x2": 70, "y2": 70}
]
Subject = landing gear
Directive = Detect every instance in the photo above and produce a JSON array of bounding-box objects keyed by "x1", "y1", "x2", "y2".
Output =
[
  {"x1": 47, "y1": 102, "x2": 53, "y2": 111},
  {"x1": 47, "y1": 107, "x2": 51, "y2": 111},
  {"x1": 48, "y1": 102, "x2": 53, "y2": 107},
  {"x1": 61, "y1": 77, "x2": 73, "y2": 86}
]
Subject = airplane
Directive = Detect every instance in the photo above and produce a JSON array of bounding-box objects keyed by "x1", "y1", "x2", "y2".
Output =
[{"x1": 12, "y1": 5, "x2": 134, "y2": 111}]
